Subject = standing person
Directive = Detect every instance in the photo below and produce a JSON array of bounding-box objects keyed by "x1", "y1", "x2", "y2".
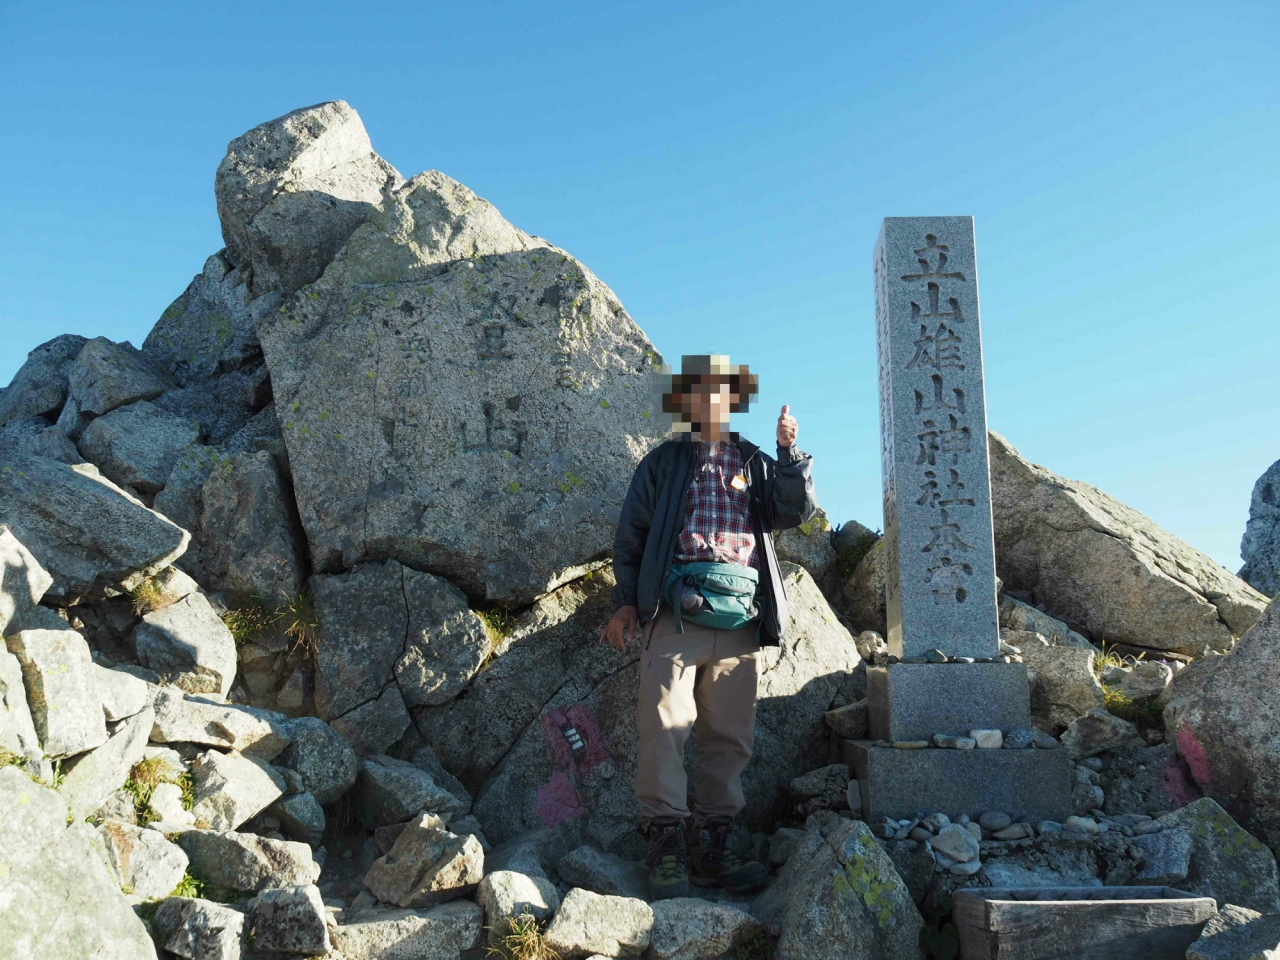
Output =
[{"x1": 599, "y1": 354, "x2": 818, "y2": 899}]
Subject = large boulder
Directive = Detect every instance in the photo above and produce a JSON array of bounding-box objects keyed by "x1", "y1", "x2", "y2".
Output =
[
  {"x1": 189, "y1": 748, "x2": 287, "y2": 830},
  {"x1": 543, "y1": 888, "x2": 653, "y2": 959},
  {"x1": 0, "y1": 415, "x2": 84, "y2": 464},
  {"x1": 362, "y1": 813, "x2": 484, "y2": 908},
  {"x1": 5, "y1": 627, "x2": 106, "y2": 758},
  {"x1": 1156, "y1": 798, "x2": 1280, "y2": 913},
  {"x1": 989, "y1": 432, "x2": 1266, "y2": 657},
  {"x1": 59, "y1": 706, "x2": 155, "y2": 819},
  {"x1": 150, "y1": 687, "x2": 291, "y2": 759},
  {"x1": 215, "y1": 100, "x2": 403, "y2": 301},
  {"x1": 76, "y1": 400, "x2": 201, "y2": 494},
  {"x1": 476, "y1": 870, "x2": 561, "y2": 945},
  {"x1": 153, "y1": 366, "x2": 269, "y2": 446},
  {"x1": 311, "y1": 559, "x2": 490, "y2": 721},
  {"x1": 177, "y1": 828, "x2": 318, "y2": 893},
  {"x1": 143, "y1": 250, "x2": 259, "y2": 387},
  {"x1": 0, "y1": 456, "x2": 189, "y2": 603},
  {"x1": 276, "y1": 715, "x2": 359, "y2": 804},
  {"x1": 460, "y1": 563, "x2": 858, "y2": 850},
  {"x1": 153, "y1": 896, "x2": 245, "y2": 960},
  {"x1": 774, "y1": 507, "x2": 836, "y2": 580},
  {"x1": 1163, "y1": 599, "x2": 1280, "y2": 852},
  {"x1": 1240, "y1": 457, "x2": 1280, "y2": 598},
  {"x1": 249, "y1": 884, "x2": 331, "y2": 956},
  {"x1": 59, "y1": 336, "x2": 175, "y2": 440},
  {"x1": 359, "y1": 753, "x2": 469, "y2": 826},
  {"x1": 750, "y1": 815, "x2": 922, "y2": 960},
  {"x1": 648, "y1": 898, "x2": 768, "y2": 960},
  {"x1": 0, "y1": 767, "x2": 158, "y2": 959},
  {"x1": 0, "y1": 523, "x2": 53, "y2": 636},
  {"x1": 0, "y1": 334, "x2": 87, "y2": 426},
  {"x1": 133, "y1": 591, "x2": 237, "y2": 697},
  {"x1": 327, "y1": 902, "x2": 482, "y2": 960},
  {"x1": 1013, "y1": 631, "x2": 1105, "y2": 728},
  {"x1": 252, "y1": 121, "x2": 665, "y2": 602},
  {"x1": 96, "y1": 821, "x2": 190, "y2": 899},
  {"x1": 0, "y1": 648, "x2": 41, "y2": 763},
  {"x1": 834, "y1": 537, "x2": 887, "y2": 634}
]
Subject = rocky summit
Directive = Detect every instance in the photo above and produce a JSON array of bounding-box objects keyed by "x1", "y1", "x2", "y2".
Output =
[{"x1": 0, "y1": 100, "x2": 1277, "y2": 960}]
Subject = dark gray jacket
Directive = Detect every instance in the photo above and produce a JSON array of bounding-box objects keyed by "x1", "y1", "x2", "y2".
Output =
[{"x1": 610, "y1": 436, "x2": 818, "y2": 644}]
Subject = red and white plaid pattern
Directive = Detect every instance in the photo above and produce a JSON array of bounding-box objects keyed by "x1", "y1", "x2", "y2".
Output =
[{"x1": 674, "y1": 442, "x2": 758, "y2": 568}]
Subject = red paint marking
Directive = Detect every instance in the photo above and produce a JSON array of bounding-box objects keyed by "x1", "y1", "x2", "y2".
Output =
[
  {"x1": 1174, "y1": 725, "x2": 1213, "y2": 797},
  {"x1": 535, "y1": 770, "x2": 584, "y2": 828},
  {"x1": 541, "y1": 705, "x2": 610, "y2": 773}
]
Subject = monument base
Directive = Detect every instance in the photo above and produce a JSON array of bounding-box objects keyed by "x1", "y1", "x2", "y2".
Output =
[
  {"x1": 867, "y1": 663, "x2": 1031, "y2": 742},
  {"x1": 844, "y1": 740, "x2": 1072, "y2": 823}
]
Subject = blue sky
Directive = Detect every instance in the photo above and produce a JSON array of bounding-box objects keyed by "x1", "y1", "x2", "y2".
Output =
[{"x1": 2, "y1": 1, "x2": 1276, "y2": 572}]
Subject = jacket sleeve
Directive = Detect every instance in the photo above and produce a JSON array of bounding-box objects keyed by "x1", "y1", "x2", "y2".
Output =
[
  {"x1": 611, "y1": 449, "x2": 659, "y2": 609},
  {"x1": 761, "y1": 445, "x2": 818, "y2": 531}
]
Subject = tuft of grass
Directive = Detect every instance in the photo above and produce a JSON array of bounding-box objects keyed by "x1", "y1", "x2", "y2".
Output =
[
  {"x1": 170, "y1": 871, "x2": 205, "y2": 899},
  {"x1": 1102, "y1": 684, "x2": 1164, "y2": 727},
  {"x1": 1092, "y1": 643, "x2": 1130, "y2": 680},
  {"x1": 0, "y1": 747, "x2": 22, "y2": 769},
  {"x1": 123, "y1": 756, "x2": 193, "y2": 825},
  {"x1": 477, "y1": 606, "x2": 518, "y2": 643},
  {"x1": 733, "y1": 932, "x2": 779, "y2": 960},
  {"x1": 128, "y1": 576, "x2": 176, "y2": 616},
  {"x1": 278, "y1": 591, "x2": 320, "y2": 658},
  {"x1": 487, "y1": 912, "x2": 559, "y2": 960},
  {"x1": 222, "y1": 598, "x2": 276, "y2": 647}
]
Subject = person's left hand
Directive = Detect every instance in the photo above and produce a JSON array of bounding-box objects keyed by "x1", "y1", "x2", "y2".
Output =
[{"x1": 776, "y1": 404, "x2": 798, "y2": 447}]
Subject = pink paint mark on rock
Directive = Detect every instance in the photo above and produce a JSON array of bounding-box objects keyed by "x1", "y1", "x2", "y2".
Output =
[
  {"x1": 1175, "y1": 725, "x2": 1213, "y2": 795},
  {"x1": 535, "y1": 770, "x2": 583, "y2": 828},
  {"x1": 1161, "y1": 751, "x2": 1203, "y2": 810},
  {"x1": 542, "y1": 705, "x2": 611, "y2": 773}
]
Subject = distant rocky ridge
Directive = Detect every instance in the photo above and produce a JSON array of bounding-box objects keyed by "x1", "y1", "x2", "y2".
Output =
[{"x1": 0, "y1": 100, "x2": 1277, "y2": 960}]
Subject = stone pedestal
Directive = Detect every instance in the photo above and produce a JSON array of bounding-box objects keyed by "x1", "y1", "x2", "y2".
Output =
[
  {"x1": 845, "y1": 740, "x2": 1072, "y2": 824},
  {"x1": 866, "y1": 663, "x2": 1030, "y2": 743}
]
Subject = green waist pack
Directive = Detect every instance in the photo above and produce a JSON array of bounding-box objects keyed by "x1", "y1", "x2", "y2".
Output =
[{"x1": 663, "y1": 561, "x2": 760, "y2": 632}]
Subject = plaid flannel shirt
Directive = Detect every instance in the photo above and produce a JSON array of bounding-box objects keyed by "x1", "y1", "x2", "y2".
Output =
[{"x1": 674, "y1": 441, "x2": 759, "y2": 568}]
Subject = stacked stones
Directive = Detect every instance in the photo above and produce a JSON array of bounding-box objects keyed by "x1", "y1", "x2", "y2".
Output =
[{"x1": 846, "y1": 217, "x2": 1070, "y2": 825}]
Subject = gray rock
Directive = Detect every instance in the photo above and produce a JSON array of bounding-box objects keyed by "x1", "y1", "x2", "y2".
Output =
[
  {"x1": 834, "y1": 536, "x2": 887, "y2": 635},
  {"x1": 359, "y1": 753, "x2": 468, "y2": 826},
  {"x1": 189, "y1": 748, "x2": 287, "y2": 831},
  {"x1": 485, "y1": 828, "x2": 575, "y2": 880},
  {"x1": 1163, "y1": 599, "x2": 1280, "y2": 851},
  {"x1": 773, "y1": 506, "x2": 836, "y2": 580},
  {"x1": 149, "y1": 780, "x2": 195, "y2": 825},
  {"x1": 134, "y1": 592, "x2": 237, "y2": 698},
  {"x1": 768, "y1": 827, "x2": 807, "y2": 866},
  {"x1": 476, "y1": 870, "x2": 560, "y2": 945},
  {"x1": 978, "y1": 811, "x2": 1012, "y2": 831},
  {"x1": 0, "y1": 415, "x2": 84, "y2": 463},
  {"x1": 648, "y1": 898, "x2": 767, "y2": 960},
  {"x1": 256, "y1": 152, "x2": 667, "y2": 603},
  {"x1": 1157, "y1": 798, "x2": 1280, "y2": 913},
  {"x1": 92, "y1": 786, "x2": 138, "y2": 823},
  {"x1": 331, "y1": 683, "x2": 411, "y2": 757},
  {"x1": 1194, "y1": 903, "x2": 1264, "y2": 943},
  {"x1": 788, "y1": 764, "x2": 852, "y2": 808},
  {"x1": 0, "y1": 334, "x2": 87, "y2": 426},
  {"x1": 1130, "y1": 826, "x2": 1192, "y2": 885},
  {"x1": 59, "y1": 706, "x2": 154, "y2": 819},
  {"x1": 76, "y1": 400, "x2": 201, "y2": 493},
  {"x1": 0, "y1": 649, "x2": 42, "y2": 763},
  {"x1": 395, "y1": 568, "x2": 491, "y2": 708},
  {"x1": 0, "y1": 767, "x2": 158, "y2": 959},
  {"x1": 96, "y1": 821, "x2": 190, "y2": 898},
  {"x1": 153, "y1": 367, "x2": 268, "y2": 446},
  {"x1": 65, "y1": 336, "x2": 175, "y2": 422},
  {"x1": 1115, "y1": 659, "x2": 1173, "y2": 703},
  {"x1": 1239, "y1": 457, "x2": 1280, "y2": 597},
  {"x1": 1186, "y1": 913, "x2": 1280, "y2": 960},
  {"x1": 409, "y1": 742, "x2": 472, "y2": 814},
  {"x1": 990, "y1": 431, "x2": 1266, "y2": 657},
  {"x1": 543, "y1": 887, "x2": 653, "y2": 959},
  {"x1": 249, "y1": 883, "x2": 330, "y2": 956},
  {"x1": 0, "y1": 523, "x2": 53, "y2": 637},
  {"x1": 363, "y1": 813, "x2": 484, "y2": 908},
  {"x1": 0, "y1": 456, "x2": 189, "y2": 603},
  {"x1": 1060, "y1": 708, "x2": 1138, "y2": 759},
  {"x1": 1004, "y1": 727, "x2": 1036, "y2": 749},
  {"x1": 177, "y1": 828, "x2": 318, "y2": 893},
  {"x1": 750, "y1": 815, "x2": 922, "y2": 960},
  {"x1": 269, "y1": 790, "x2": 325, "y2": 846},
  {"x1": 928, "y1": 823, "x2": 979, "y2": 863},
  {"x1": 153, "y1": 896, "x2": 245, "y2": 960},
  {"x1": 1014, "y1": 631, "x2": 1105, "y2": 728},
  {"x1": 5, "y1": 627, "x2": 106, "y2": 758},
  {"x1": 446, "y1": 814, "x2": 489, "y2": 851},
  {"x1": 190, "y1": 449, "x2": 305, "y2": 605},
  {"x1": 144, "y1": 251, "x2": 259, "y2": 387},
  {"x1": 557, "y1": 845, "x2": 650, "y2": 901},
  {"x1": 998, "y1": 594, "x2": 1094, "y2": 649},
  {"x1": 465, "y1": 564, "x2": 858, "y2": 848},
  {"x1": 150, "y1": 687, "x2": 291, "y2": 758},
  {"x1": 823, "y1": 698, "x2": 868, "y2": 740},
  {"x1": 328, "y1": 901, "x2": 483, "y2": 960},
  {"x1": 276, "y1": 715, "x2": 358, "y2": 804},
  {"x1": 215, "y1": 100, "x2": 403, "y2": 300},
  {"x1": 92, "y1": 662, "x2": 152, "y2": 721}
]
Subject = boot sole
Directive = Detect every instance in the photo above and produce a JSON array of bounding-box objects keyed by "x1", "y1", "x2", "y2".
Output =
[{"x1": 690, "y1": 874, "x2": 766, "y2": 894}]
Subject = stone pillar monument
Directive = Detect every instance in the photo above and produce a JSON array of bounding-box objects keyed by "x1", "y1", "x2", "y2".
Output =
[{"x1": 846, "y1": 217, "x2": 1070, "y2": 823}]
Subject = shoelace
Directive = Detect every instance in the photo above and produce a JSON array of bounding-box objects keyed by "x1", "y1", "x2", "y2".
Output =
[
  {"x1": 651, "y1": 826, "x2": 687, "y2": 881},
  {"x1": 703, "y1": 821, "x2": 746, "y2": 869}
]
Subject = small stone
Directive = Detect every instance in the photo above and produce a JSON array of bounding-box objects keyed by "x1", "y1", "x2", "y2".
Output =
[
  {"x1": 870, "y1": 823, "x2": 895, "y2": 839},
  {"x1": 991, "y1": 824, "x2": 1031, "y2": 841},
  {"x1": 1078, "y1": 757, "x2": 1104, "y2": 772},
  {"x1": 476, "y1": 870, "x2": 560, "y2": 946},
  {"x1": 964, "y1": 823, "x2": 983, "y2": 842},
  {"x1": 999, "y1": 640, "x2": 1021, "y2": 655},
  {"x1": 924, "y1": 649, "x2": 947, "y2": 663},
  {"x1": 97, "y1": 822, "x2": 190, "y2": 899},
  {"x1": 970, "y1": 729, "x2": 1003, "y2": 749},
  {"x1": 543, "y1": 888, "x2": 653, "y2": 959},
  {"x1": 922, "y1": 812, "x2": 950, "y2": 832},
  {"x1": 149, "y1": 781, "x2": 195, "y2": 825},
  {"x1": 948, "y1": 857, "x2": 983, "y2": 876},
  {"x1": 1037, "y1": 820, "x2": 1063, "y2": 834},
  {"x1": 1003, "y1": 728, "x2": 1035, "y2": 749},
  {"x1": 823, "y1": 699, "x2": 868, "y2": 740},
  {"x1": 1064, "y1": 816, "x2": 1099, "y2": 834},
  {"x1": 892, "y1": 740, "x2": 930, "y2": 749},
  {"x1": 250, "y1": 884, "x2": 331, "y2": 956},
  {"x1": 189, "y1": 748, "x2": 286, "y2": 831},
  {"x1": 1133, "y1": 820, "x2": 1163, "y2": 836},
  {"x1": 556, "y1": 846, "x2": 649, "y2": 901},
  {"x1": 978, "y1": 811, "x2": 1012, "y2": 832},
  {"x1": 1033, "y1": 731, "x2": 1060, "y2": 749},
  {"x1": 362, "y1": 813, "x2": 484, "y2": 908},
  {"x1": 928, "y1": 824, "x2": 979, "y2": 864},
  {"x1": 953, "y1": 657, "x2": 975, "y2": 664},
  {"x1": 1061, "y1": 708, "x2": 1138, "y2": 759},
  {"x1": 768, "y1": 827, "x2": 807, "y2": 866},
  {"x1": 909, "y1": 827, "x2": 933, "y2": 843},
  {"x1": 933, "y1": 734, "x2": 976, "y2": 749},
  {"x1": 153, "y1": 896, "x2": 246, "y2": 960}
]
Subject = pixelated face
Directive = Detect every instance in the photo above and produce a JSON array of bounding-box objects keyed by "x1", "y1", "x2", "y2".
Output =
[{"x1": 660, "y1": 355, "x2": 758, "y2": 441}]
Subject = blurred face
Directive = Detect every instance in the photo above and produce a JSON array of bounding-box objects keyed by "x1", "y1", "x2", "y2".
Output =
[{"x1": 678, "y1": 377, "x2": 741, "y2": 440}]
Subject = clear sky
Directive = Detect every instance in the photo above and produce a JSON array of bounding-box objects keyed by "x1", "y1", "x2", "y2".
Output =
[{"x1": 2, "y1": 1, "x2": 1276, "y2": 573}]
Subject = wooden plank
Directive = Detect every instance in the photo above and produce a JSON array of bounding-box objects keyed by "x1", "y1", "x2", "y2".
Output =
[{"x1": 954, "y1": 888, "x2": 1218, "y2": 960}]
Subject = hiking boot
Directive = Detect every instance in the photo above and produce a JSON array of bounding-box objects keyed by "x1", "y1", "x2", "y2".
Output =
[
  {"x1": 646, "y1": 817, "x2": 691, "y2": 900},
  {"x1": 689, "y1": 815, "x2": 769, "y2": 892}
]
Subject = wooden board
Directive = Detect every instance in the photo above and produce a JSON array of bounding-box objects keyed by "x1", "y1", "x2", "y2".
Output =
[{"x1": 954, "y1": 887, "x2": 1218, "y2": 960}]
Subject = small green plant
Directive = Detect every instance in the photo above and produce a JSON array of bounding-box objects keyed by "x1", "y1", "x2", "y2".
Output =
[
  {"x1": 732, "y1": 932, "x2": 778, "y2": 960},
  {"x1": 1091, "y1": 643, "x2": 1129, "y2": 680},
  {"x1": 278, "y1": 591, "x2": 320, "y2": 659},
  {"x1": 222, "y1": 599, "x2": 275, "y2": 646},
  {"x1": 919, "y1": 894, "x2": 960, "y2": 960},
  {"x1": 170, "y1": 871, "x2": 205, "y2": 899},
  {"x1": 47, "y1": 758, "x2": 66, "y2": 789},
  {"x1": 127, "y1": 576, "x2": 174, "y2": 616},
  {"x1": 486, "y1": 912, "x2": 559, "y2": 960},
  {"x1": 176, "y1": 770, "x2": 195, "y2": 811},
  {"x1": 0, "y1": 747, "x2": 22, "y2": 768},
  {"x1": 123, "y1": 756, "x2": 168, "y2": 825},
  {"x1": 477, "y1": 607, "x2": 518, "y2": 643},
  {"x1": 1102, "y1": 684, "x2": 1164, "y2": 727}
]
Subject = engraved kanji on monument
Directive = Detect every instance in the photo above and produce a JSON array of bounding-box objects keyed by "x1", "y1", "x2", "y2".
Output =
[{"x1": 875, "y1": 216, "x2": 999, "y2": 660}]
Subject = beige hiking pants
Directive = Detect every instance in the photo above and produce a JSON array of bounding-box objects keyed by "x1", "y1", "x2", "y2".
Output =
[{"x1": 636, "y1": 607, "x2": 760, "y2": 827}]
